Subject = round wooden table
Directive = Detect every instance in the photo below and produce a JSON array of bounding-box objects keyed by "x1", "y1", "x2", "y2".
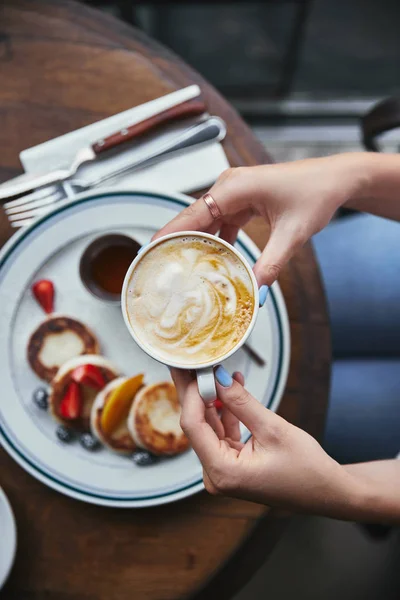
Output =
[{"x1": 0, "y1": 2, "x2": 331, "y2": 599}]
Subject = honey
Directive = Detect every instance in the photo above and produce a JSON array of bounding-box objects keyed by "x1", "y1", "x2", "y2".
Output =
[
  {"x1": 80, "y1": 234, "x2": 141, "y2": 301},
  {"x1": 90, "y1": 243, "x2": 138, "y2": 295}
]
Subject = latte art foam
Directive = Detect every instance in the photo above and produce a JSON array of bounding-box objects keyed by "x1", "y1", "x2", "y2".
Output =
[{"x1": 126, "y1": 236, "x2": 255, "y2": 365}]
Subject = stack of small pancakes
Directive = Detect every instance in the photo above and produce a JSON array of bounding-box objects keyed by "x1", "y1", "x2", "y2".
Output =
[{"x1": 28, "y1": 314, "x2": 188, "y2": 457}]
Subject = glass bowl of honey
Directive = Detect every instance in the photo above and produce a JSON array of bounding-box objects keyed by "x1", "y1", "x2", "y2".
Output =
[{"x1": 79, "y1": 234, "x2": 141, "y2": 303}]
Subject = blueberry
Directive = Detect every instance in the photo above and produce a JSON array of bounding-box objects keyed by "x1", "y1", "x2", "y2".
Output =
[
  {"x1": 79, "y1": 433, "x2": 101, "y2": 451},
  {"x1": 132, "y1": 450, "x2": 159, "y2": 466},
  {"x1": 33, "y1": 387, "x2": 48, "y2": 410},
  {"x1": 56, "y1": 425, "x2": 75, "y2": 443}
]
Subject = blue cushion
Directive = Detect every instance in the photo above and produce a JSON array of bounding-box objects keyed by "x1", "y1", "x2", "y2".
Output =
[
  {"x1": 313, "y1": 214, "x2": 400, "y2": 357},
  {"x1": 324, "y1": 360, "x2": 400, "y2": 463}
]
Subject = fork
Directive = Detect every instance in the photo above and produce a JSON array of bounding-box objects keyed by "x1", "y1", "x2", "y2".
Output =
[
  {"x1": 5, "y1": 116, "x2": 226, "y2": 228},
  {"x1": 0, "y1": 98, "x2": 206, "y2": 203}
]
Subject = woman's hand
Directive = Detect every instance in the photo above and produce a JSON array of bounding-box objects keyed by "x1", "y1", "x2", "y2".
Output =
[
  {"x1": 154, "y1": 153, "x2": 368, "y2": 286},
  {"x1": 172, "y1": 366, "x2": 367, "y2": 520}
]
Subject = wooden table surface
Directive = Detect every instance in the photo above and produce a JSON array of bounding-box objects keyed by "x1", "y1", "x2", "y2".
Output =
[{"x1": 0, "y1": 2, "x2": 331, "y2": 599}]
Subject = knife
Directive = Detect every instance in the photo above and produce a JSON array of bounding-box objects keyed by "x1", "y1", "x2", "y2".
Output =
[{"x1": 0, "y1": 98, "x2": 206, "y2": 201}]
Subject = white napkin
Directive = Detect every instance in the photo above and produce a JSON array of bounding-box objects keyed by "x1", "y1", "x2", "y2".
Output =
[{"x1": 19, "y1": 85, "x2": 229, "y2": 196}]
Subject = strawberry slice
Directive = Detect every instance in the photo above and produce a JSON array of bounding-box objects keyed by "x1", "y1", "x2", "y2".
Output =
[
  {"x1": 71, "y1": 364, "x2": 106, "y2": 390},
  {"x1": 59, "y1": 381, "x2": 82, "y2": 420},
  {"x1": 32, "y1": 279, "x2": 54, "y2": 314},
  {"x1": 214, "y1": 398, "x2": 223, "y2": 411}
]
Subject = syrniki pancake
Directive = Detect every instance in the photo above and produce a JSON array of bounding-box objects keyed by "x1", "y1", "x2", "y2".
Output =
[
  {"x1": 91, "y1": 375, "x2": 144, "y2": 454},
  {"x1": 27, "y1": 314, "x2": 100, "y2": 382},
  {"x1": 127, "y1": 382, "x2": 189, "y2": 456},
  {"x1": 49, "y1": 355, "x2": 119, "y2": 431}
]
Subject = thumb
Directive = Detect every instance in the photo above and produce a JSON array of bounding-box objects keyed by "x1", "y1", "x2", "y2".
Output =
[
  {"x1": 215, "y1": 366, "x2": 282, "y2": 438},
  {"x1": 253, "y1": 223, "x2": 303, "y2": 287}
]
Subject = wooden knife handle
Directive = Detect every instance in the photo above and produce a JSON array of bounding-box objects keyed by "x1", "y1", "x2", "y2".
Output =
[{"x1": 92, "y1": 98, "x2": 207, "y2": 155}]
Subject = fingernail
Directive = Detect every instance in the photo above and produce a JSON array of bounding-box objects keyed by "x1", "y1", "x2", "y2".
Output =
[
  {"x1": 215, "y1": 365, "x2": 233, "y2": 387},
  {"x1": 138, "y1": 243, "x2": 149, "y2": 254},
  {"x1": 259, "y1": 285, "x2": 269, "y2": 307}
]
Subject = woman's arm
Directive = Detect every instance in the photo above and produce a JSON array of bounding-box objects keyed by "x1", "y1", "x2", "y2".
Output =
[
  {"x1": 346, "y1": 152, "x2": 400, "y2": 221},
  {"x1": 344, "y1": 460, "x2": 400, "y2": 523},
  {"x1": 172, "y1": 368, "x2": 400, "y2": 524},
  {"x1": 154, "y1": 152, "x2": 400, "y2": 286},
  {"x1": 158, "y1": 154, "x2": 400, "y2": 521}
]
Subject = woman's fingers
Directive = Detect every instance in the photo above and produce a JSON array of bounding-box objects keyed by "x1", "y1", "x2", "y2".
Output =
[
  {"x1": 232, "y1": 371, "x2": 244, "y2": 387},
  {"x1": 221, "y1": 371, "x2": 243, "y2": 441},
  {"x1": 252, "y1": 221, "x2": 304, "y2": 287},
  {"x1": 152, "y1": 168, "x2": 254, "y2": 241},
  {"x1": 207, "y1": 219, "x2": 222, "y2": 237},
  {"x1": 221, "y1": 405, "x2": 240, "y2": 441},
  {"x1": 218, "y1": 207, "x2": 254, "y2": 245},
  {"x1": 170, "y1": 368, "x2": 193, "y2": 404},
  {"x1": 179, "y1": 379, "x2": 221, "y2": 465},
  {"x1": 171, "y1": 368, "x2": 225, "y2": 438},
  {"x1": 152, "y1": 187, "x2": 230, "y2": 240},
  {"x1": 215, "y1": 366, "x2": 286, "y2": 439},
  {"x1": 203, "y1": 469, "x2": 219, "y2": 495},
  {"x1": 152, "y1": 196, "x2": 214, "y2": 240},
  {"x1": 219, "y1": 223, "x2": 239, "y2": 246},
  {"x1": 205, "y1": 404, "x2": 225, "y2": 439}
]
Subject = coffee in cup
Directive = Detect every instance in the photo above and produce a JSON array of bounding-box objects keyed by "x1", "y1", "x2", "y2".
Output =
[
  {"x1": 122, "y1": 232, "x2": 259, "y2": 402},
  {"x1": 124, "y1": 234, "x2": 255, "y2": 365}
]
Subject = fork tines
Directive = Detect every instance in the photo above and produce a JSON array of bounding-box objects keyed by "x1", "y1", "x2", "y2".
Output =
[{"x1": 5, "y1": 185, "x2": 64, "y2": 227}]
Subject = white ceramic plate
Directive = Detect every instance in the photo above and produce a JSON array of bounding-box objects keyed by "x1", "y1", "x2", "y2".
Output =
[
  {"x1": 0, "y1": 488, "x2": 17, "y2": 589},
  {"x1": 0, "y1": 189, "x2": 290, "y2": 508}
]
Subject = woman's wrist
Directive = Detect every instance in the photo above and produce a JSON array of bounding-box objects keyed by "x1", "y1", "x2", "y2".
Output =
[
  {"x1": 343, "y1": 461, "x2": 400, "y2": 524},
  {"x1": 343, "y1": 152, "x2": 400, "y2": 220},
  {"x1": 320, "y1": 463, "x2": 369, "y2": 521},
  {"x1": 338, "y1": 469, "x2": 374, "y2": 521},
  {"x1": 333, "y1": 152, "x2": 375, "y2": 207},
  {"x1": 330, "y1": 460, "x2": 400, "y2": 524}
]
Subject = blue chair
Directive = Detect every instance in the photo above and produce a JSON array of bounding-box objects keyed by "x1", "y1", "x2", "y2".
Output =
[
  {"x1": 313, "y1": 214, "x2": 400, "y2": 465},
  {"x1": 313, "y1": 98, "x2": 400, "y2": 534}
]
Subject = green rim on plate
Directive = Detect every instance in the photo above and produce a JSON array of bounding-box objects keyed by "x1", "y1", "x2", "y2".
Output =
[{"x1": 0, "y1": 190, "x2": 289, "y2": 507}]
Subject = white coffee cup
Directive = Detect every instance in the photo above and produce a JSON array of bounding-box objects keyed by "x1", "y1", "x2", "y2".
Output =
[{"x1": 121, "y1": 231, "x2": 259, "y2": 403}]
